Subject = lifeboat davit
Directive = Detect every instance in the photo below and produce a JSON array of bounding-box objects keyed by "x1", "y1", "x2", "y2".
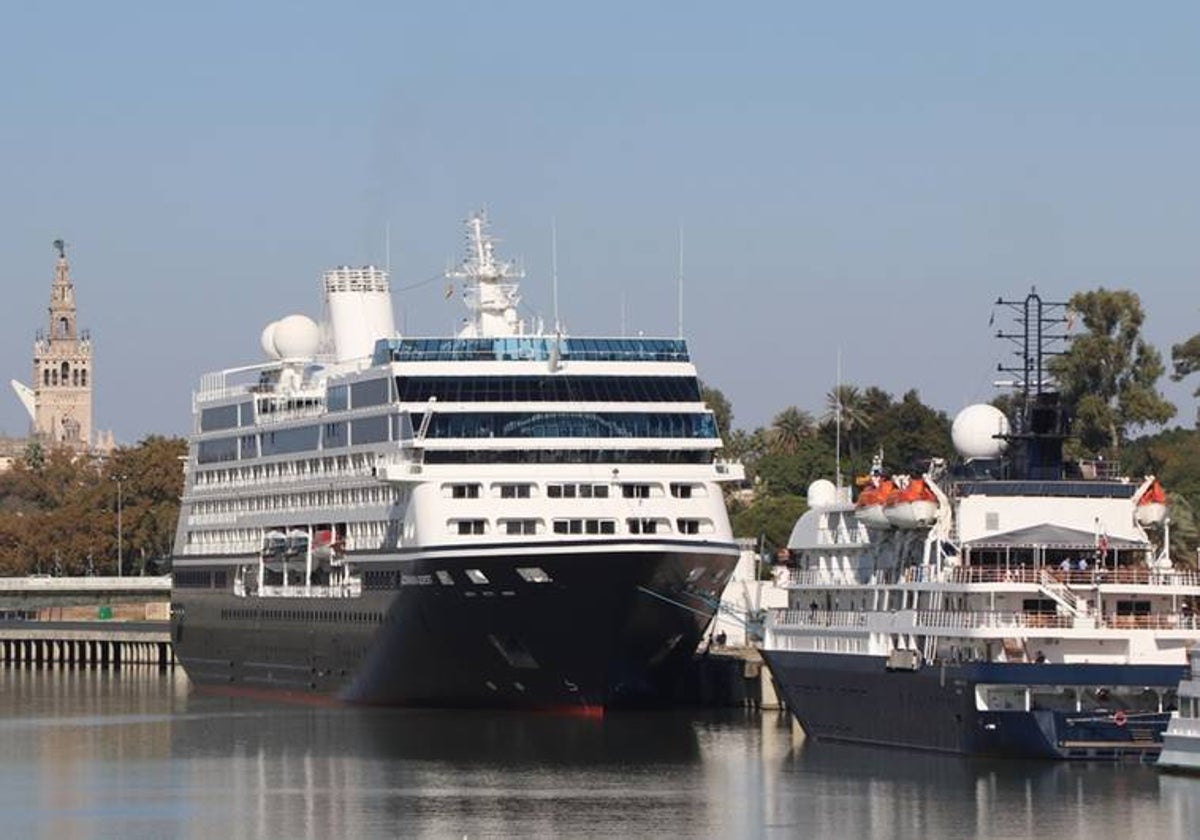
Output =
[
  {"x1": 1135, "y1": 479, "x2": 1168, "y2": 527},
  {"x1": 855, "y1": 479, "x2": 895, "y2": 530},
  {"x1": 884, "y1": 478, "x2": 939, "y2": 529}
]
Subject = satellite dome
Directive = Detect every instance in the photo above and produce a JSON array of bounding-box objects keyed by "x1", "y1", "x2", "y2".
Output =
[
  {"x1": 807, "y1": 478, "x2": 838, "y2": 508},
  {"x1": 952, "y1": 404, "x2": 1010, "y2": 459},
  {"x1": 271, "y1": 314, "x2": 321, "y2": 360},
  {"x1": 260, "y1": 321, "x2": 281, "y2": 359}
]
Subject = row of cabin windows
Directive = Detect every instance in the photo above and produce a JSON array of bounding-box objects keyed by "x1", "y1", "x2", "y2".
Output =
[
  {"x1": 444, "y1": 482, "x2": 703, "y2": 500},
  {"x1": 449, "y1": 517, "x2": 711, "y2": 536},
  {"x1": 42, "y1": 363, "x2": 88, "y2": 387}
]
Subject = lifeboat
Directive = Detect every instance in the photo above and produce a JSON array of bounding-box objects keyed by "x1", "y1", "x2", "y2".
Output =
[
  {"x1": 261, "y1": 530, "x2": 287, "y2": 558},
  {"x1": 855, "y1": 478, "x2": 895, "y2": 530},
  {"x1": 1135, "y1": 479, "x2": 1168, "y2": 527},
  {"x1": 312, "y1": 528, "x2": 345, "y2": 564},
  {"x1": 883, "y1": 477, "x2": 939, "y2": 529}
]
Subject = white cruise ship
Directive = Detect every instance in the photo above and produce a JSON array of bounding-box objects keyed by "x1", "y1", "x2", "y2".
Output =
[
  {"x1": 170, "y1": 213, "x2": 744, "y2": 711},
  {"x1": 762, "y1": 291, "x2": 1200, "y2": 759}
]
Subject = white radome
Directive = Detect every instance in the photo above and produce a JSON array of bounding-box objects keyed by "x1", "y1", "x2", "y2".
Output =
[
  {"x1": 807, "y1": 478, "x2": 838, "y2": 508},
  {"x1": 952, "y1": 403, "x2": 1010, "y2": 459},
  {"x1": 260, "y1": 321, "x2": 281, "y2": 359},
  {"x1": 271, "y1": 314, "x2": 321, "y2": 360}
]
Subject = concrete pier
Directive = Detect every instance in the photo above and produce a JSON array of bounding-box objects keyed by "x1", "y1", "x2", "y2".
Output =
[{"x1": 0, "y1": 620, "x2": 174, "y2": 668}]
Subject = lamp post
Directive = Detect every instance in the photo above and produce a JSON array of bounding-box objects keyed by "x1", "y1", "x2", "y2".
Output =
[{"x1": 112, "y1": 474, "x2": 126, "y2": 578}]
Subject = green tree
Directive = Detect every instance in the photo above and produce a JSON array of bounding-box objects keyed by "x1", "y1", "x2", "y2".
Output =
[
  {"x1": 1171, "y1": 330, "x2": 1200, "y2": 427},
  {"x1": 820, "y1": 383, "x2": 874, "y2": 479},
  {"x1": 769, "y1": 406, "x2": 814, "y2": 455},
  {"x1": 729, "y1": 494, "x2": 808, "y2": 553},
  {"x1": 1048, "y1": 289, "x2": 1175, "y2": 457}
]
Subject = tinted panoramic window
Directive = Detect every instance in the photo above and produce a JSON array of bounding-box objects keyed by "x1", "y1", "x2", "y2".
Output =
[
  {"x1": 352, "y1": 414, "x2": 390, "y2": 445},
  {"x1": 200, "y1": 404, "x2": 239, "y2": 432},
  {"x1": 394, "y1": 375, "x2": 702, "y2": 403},
  {"x1": 351, "y1": 378, "x2": 390, "y2": 408},
  {"x1": 198, "y1": 437, "x2": 239, "y2": 464},
  {"x1": 327, "y1": 385, "x2": 349, "y2": 412},
  {"x1": 424, "y1": 412, "x2": 717, "y2": 439},
  {"x1": 323, "y1": 422, "x2": 348, "y2": 449},
  {"x1": 260, "y1": 425, "x2": 320, "y2": 456}
]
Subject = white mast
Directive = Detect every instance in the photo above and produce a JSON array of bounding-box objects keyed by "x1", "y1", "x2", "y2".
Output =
[
  {"x1": 676, "y1": 222, "x2": 684, "y2": 339},
  {"x1": 447, "y1": 211, "x2": 525, "y2": 338},
  {"x1": 551, "y1": 216, "x2": 560, "y2": 332}
]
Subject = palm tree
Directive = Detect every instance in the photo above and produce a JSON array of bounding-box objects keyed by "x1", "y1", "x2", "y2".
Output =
[
  {"x1": 823, "y1": 384, "x2": 872, "y2": 466},
  {"x1": 770, "y1": 406, "x2": 814, "y2": 455}
]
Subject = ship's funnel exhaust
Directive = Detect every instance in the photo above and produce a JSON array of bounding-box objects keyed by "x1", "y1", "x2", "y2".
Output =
[{"x1": 322, "y1": 266, "x2": 396, "y2": 363}]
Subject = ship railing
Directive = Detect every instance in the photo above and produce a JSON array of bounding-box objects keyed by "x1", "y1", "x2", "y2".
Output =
[
  {"x1": 1099, "y1": 613, "x2": 1200, "y2": 631},
  {"x1": 781, "y1": 569, "x2": 895, "y2": 587},
  {"x1": 946, "y1": 566, "x2": 1200, "y2": 588},
  {"x1": 915, "y1": 610, "x2": 1075, "y2": 630},
  {"x1": 769, "y1": 608, "x2": 869, "y2": 629}
]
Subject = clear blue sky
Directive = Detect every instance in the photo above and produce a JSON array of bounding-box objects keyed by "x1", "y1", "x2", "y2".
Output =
[{"x1": 3, "y1": 2, "x2": 1199, "y2": 442}]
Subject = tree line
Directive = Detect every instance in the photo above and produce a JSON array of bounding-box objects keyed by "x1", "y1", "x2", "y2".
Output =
[
  {"x1": 710, "y1": 288, "x2": 1200, "y2": 562},
  {"x1": 0, "y1": 436, "x2": 186, "y2": 576}
]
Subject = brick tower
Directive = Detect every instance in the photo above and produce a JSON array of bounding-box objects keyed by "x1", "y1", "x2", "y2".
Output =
[{"x1": 31, "y1": 240, "x2": 93, "y2": 449}]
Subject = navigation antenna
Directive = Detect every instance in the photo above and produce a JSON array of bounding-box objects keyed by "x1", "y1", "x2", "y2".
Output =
[
  {"x1": 551, "y1": 216, "x2": 560, "y2": 332},
  {"x1": 676, "y1": 222, "x2": 684, "y2": 339},
  {"x1": 993, "y1": 288, "x2": 1072, "y2": 480},
  {"x1": 446, "y1": 211, "x2": 525, "y2": 338},
  {"x1": 994, "y1": 287, "x2": 1070, "y2": 421}
]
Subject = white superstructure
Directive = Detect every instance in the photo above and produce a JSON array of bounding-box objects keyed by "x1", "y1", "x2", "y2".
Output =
[{"x1": 174, "y1": 212, "x2": 743, "y2": 602}]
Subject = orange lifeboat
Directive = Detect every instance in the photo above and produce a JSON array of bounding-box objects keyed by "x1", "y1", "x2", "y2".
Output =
[
  {"x1": 884, "y1": 477, "x2": 939, "y2": 529},
  {"x1": 855, "y1": 478, "x2": 895, "y2": 530},
  {"x1": 1135, "y1": 479, "x2": 1168, "y2": 527}
]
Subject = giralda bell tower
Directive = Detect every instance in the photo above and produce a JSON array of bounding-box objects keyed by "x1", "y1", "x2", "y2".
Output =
[{"x1": 31, "y1": 240, "x2": 93, "y2": 449}]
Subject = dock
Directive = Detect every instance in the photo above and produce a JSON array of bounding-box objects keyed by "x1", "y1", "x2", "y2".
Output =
[{"x1": 0, "y1": 575, "x2": 175, "y2": 668}]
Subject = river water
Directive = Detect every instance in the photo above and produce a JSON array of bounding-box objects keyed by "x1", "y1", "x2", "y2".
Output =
[{"x1": 0, "y1": 667, "x2": 1197, "y2": 839}]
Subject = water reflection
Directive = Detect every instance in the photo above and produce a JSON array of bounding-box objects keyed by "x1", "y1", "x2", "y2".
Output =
[{"x1": 1, "y1": 667, "x2": 1199, "y2": 839}]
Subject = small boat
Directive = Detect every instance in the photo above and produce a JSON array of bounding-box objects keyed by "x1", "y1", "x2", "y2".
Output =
[
  {"x1": 312, "y1": 528, "x2": 344, "y2": 564},
  {"x1": 284, "y1": 529, "x2": 310, "y2": 557},
  {"x1": 854, "y1": 478, "x2": 895, "y2": 530},
  {"x1": 261, "y1": 530, "x2": 287, "y2": 558},
  {"x1": 1157, "y1": 644, "x2": 1200, "y2": 773},
  {"x1": 883, "y1": 476, "x2": 939, "y2": 529}
]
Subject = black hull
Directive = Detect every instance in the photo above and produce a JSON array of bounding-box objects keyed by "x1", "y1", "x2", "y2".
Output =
[
  {"x1": 172, "y1": 543, "x2": 736, "y2": 711},
  {"x1": 763, "y1": 650, "x2": 1186, "y2": 760}
]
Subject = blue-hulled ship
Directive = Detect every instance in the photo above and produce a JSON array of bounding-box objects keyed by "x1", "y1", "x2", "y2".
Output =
[{"x1": 762, "y1": 291, "x2": 1198, "y2": 759}]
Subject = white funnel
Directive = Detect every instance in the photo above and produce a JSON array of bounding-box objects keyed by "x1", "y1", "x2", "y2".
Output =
[{"x1": 322, "y1": 266, "x2": 396, "y2": 363}]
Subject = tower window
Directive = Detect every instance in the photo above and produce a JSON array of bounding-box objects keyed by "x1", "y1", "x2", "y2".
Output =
[
  {"x1": 52, "y1": 370, "x2": 58, "y2": 386},
  {"x1": 57, "y1": 316, "x2": 69, "y2": 338},
  {"x1": 43, "y1": 369, "x2": 49, "y2": 386},
  {"x1": 80, "y1": 369, "x2": 87, "y2": 387},
  {"x1": 72, "y1": 369, "x2": 79, "y2": 386},
  {"x1": 61, "y1": 362, "x2": 70, "y2": 383}
]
